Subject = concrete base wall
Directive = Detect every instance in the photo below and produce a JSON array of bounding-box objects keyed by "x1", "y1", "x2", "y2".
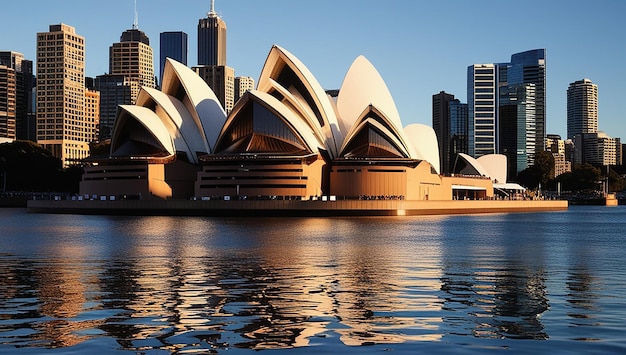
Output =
[{"x1": 28, "y1": 198, "x2": 568, "y2": 217}]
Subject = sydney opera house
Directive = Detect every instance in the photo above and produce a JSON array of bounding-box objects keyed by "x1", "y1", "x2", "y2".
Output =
[
  {"x1": 78, "y1": 44, "x2": 512, "y2": 204},
  {"x1": 24, "y1": 44, "x2": 573, "y2": 215}
]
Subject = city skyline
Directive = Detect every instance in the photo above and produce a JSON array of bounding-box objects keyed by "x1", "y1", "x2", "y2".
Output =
[{"x1": 1, "y1": 0, "x2": 624, "y2": 142}]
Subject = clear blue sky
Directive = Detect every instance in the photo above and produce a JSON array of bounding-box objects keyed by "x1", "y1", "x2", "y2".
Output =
[{"x1": 2, "y1": 0, "x2": 625, "y2": 141}]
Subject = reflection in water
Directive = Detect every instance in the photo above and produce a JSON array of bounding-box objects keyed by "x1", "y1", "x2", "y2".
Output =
[{"x1": 0, "y1": 209, "x2": 625, "y2": 352}]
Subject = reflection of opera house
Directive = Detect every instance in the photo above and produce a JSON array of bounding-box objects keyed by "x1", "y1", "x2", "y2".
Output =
[{"x1": 49, "y1": 45, "x2": 567, "y2": 216}]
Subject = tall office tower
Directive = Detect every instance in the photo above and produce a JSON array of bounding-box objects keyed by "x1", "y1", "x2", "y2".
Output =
[
  {"x1": 109, "y1": 27, "x2": 155, "y2": 103},
  {"x1": 0, "y1": 51, "x2": 35, "y2": 141},
  {"x1": 194, "y1": 65, "x2": 235, "y2": 113},
  {"x1": 449, "y1": 99, "x2": 468, "y2": 170},
  {"x1": 432, "y1": 91, "x2": 455, "y2": 174},
  {"x1": 160, "y1": 31, "x2": 188, "y2": 83},
  {"x1": 499, "y1": 83, "x2": 536, "y2": 180},
  {"x1": 234, "y1": 76, "x2": 254, "y2": 103},
  {"x1": 567, "y1": 78, "x2": 598, "y2": 139},
  {"x1": 94, "y1": 74, "x2": 135, "y2": 141},
  {"x1": 467, "y1": 64, "x2": 498, "y2": 158},
  {"x1": 508, "y1": 49, "x2": 546, "y2": 152},
  {"x1": 36, "y1": 24, "x2": 91, "y2": 166},
  {"x1": 198, "y1": 0, "x2": 226, "y2": 66},
  {"x1": 84, "y1": 89, "x2": 100, "y2": 143}
]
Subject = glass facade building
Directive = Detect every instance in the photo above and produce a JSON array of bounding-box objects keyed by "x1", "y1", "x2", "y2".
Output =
[
  {"x1": 467, "y1": 64, "x2": 498, "y2": 158},
  {"x1": 159, "y1": 31, "x2": 188, "y2": 84},
  {"x1": 508, "y1": 49, "x2": 546, "y2": 153}
]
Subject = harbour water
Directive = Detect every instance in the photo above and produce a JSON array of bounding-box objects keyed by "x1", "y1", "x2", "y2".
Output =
[{"x1": 1, "y1": 206, "x2": 625, "y2": 353}]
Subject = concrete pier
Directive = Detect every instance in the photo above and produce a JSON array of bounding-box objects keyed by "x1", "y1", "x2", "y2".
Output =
[{"x1": 27, "y1": 199, "x2": 568, "y2": 217}]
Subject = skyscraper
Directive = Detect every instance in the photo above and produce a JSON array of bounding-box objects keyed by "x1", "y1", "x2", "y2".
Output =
[
  {"x1": 499, "y1": 83, "x2": 536, "y2": 179},
  {"x1": 0, "y1": 51, "x2": 35, "y2": 141},
  {"x1": 94, "y1": 74, "x2": 135, "y2": 141},
  {"x1": 160, "y1": 31, "x2": 188, "y2": 83},
  {"x1": 36, "y1": 24, "x2": 91, "y2": 165},
  {"x1": 109, "y1": 27, "x2": 155, "y2": 103},
  {"x1": 432, "y1": 91, "x2": 455, "y2": 173},
  {"x1": 567, "y1": 78, "x2": 598, "y2": 139},
  {"x1": 194, "y1": 1, "x2": 235, "y2": 113},
  {"x1": 467, "y1": 64, "x2": 498, "y2": 158},
  {"x1": 508, "y1": 49, "x2": 546, "y2": 153},
  {"x1": 234, "y1": 76, "x2": 255, "y2": 103},
  {"x1": 198, "y1": 0, "x2": 226, "y2": 66},
  {"x1": 449, "y1": 99, "x2": 468, "y2": 171}
]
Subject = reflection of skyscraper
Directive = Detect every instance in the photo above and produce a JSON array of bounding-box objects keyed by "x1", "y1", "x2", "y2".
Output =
[
  {"x1": 160, "y1": 31, "x2": 188, "y2": 83},
  {"x1": 198, "y1": 0, "x2": 226, "y2": 66}
]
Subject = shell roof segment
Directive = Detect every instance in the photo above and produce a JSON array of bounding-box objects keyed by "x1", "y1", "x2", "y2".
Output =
[
  {"x1": 257, "y1": 45, "x2": 342, "y2": 158},
  {"x1": 214, "y1": 90, "x2": 323, "y2": 156},
  {"x1": 160, "y1": 58, "x2": 226, "y2": 153},
  {"x1": 404, "y1": 124, "x2": 441, "y2": 174},
  {"x1": 111, "y1": 105, "x2": 175, "y2": 158}
]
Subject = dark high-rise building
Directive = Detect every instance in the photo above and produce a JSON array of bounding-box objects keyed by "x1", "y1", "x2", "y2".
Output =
[
  {"x1": 198, "y1": 0, "x2": 226, "y2": 66},
  {"x1": 449, "y1": 99, "x2": 468, "y2": 171},
  {"x1": 160, "y1": 31, "x2": 188, "y2": 83},
  {"x1": 0, "y1": 51, "x2": 35, "y2": 141},
  {"x1": 433, "y1": 91, "x2": 455, "y2": 174},
  {"x1": 94, "y1": 74, "x2": 135, "y2": 141},
  {"x1": 508, "y1": 49, "x2": 546, "y2": 153}
]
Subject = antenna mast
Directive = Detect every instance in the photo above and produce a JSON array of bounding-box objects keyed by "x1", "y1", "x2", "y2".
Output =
[
  {"x1": 132, "y1": 0, "x2": 139, "y2": 29},
  {"x1": 208, "y1": 0, "x2": 216, "y2": 17}
]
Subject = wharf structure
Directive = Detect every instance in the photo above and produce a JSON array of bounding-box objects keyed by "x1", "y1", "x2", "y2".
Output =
[{"x1": 28, "y1": 45, "x2": 567, "y2": 216}]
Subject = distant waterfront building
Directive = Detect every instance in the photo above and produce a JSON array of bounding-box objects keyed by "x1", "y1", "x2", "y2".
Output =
[
  {"x1": 567, "y1": 78, "x2": 598, "y2": 140},
  {"x1": 575, "y1": 132, "x2": 620, "y2": 166},
  {"x1": 509, "y1": 49, "x2": 546, "y2": 152},
  {"x1": 94, "y1": 74, "x2": 135, "y2": 141},
  {"x1": 467, "y1": 64, "x2": 498, "y2": 158},
  {"x1": 546, "y1": 134, "x2": 571, "y2": 178},
  {"x1": 234, "y1": 76, "x2": 255, "y2": 103},
  {"x1": 0, "y1": 51, "x2": 35, "y2": 141},
  {"x1": 499, "y1": 83, "x2": 536, "y2": 180},
  {"x1": 36, "y1": 24, "x2": 91, "y2": 166},
  {"x1": 159, "y1": 31, "x2": 188, "y2": 83},
  {"x1": 198, "y1": 0, "x2": 226, "y2": 66},
  {"x1": 109, "y1": 27, "x2": 155, "y2": 103}
]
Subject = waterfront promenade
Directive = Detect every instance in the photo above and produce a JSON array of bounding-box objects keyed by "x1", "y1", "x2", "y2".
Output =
[{"x1": 27, "y1": 198, "x2": 568, "y2": 217}]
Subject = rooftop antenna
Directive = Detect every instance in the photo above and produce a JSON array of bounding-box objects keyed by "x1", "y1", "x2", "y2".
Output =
[
  {"x1": 208, "y1": 0, "x2": 217, "y2": 17},
  {"x1": 132, "y1": 0, "x2": 139, "y2": 29}
]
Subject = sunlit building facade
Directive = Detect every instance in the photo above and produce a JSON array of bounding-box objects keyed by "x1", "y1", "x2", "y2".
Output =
[
  {"x1": 36, "y1": 24, "x2": 90, "y2": 166},
  {"x1": 109, "y1": 28, "x2": 155, "y2": 103},
  {"x1": 567, "y1": 78, "x2": 598, "y2": 140}
]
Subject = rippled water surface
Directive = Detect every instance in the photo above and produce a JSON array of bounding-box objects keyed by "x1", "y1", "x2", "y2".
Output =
[{"x1": 1, "y1": 206, "x2": 626, "y2": 353}]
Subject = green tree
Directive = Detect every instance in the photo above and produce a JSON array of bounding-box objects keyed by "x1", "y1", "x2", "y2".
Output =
[
  {"x1": 555, "y1": 163, "x2": 601, "y2": 193},
  {"x1": 0, "y1": 141, "x2": 82, "y2": 192}
]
